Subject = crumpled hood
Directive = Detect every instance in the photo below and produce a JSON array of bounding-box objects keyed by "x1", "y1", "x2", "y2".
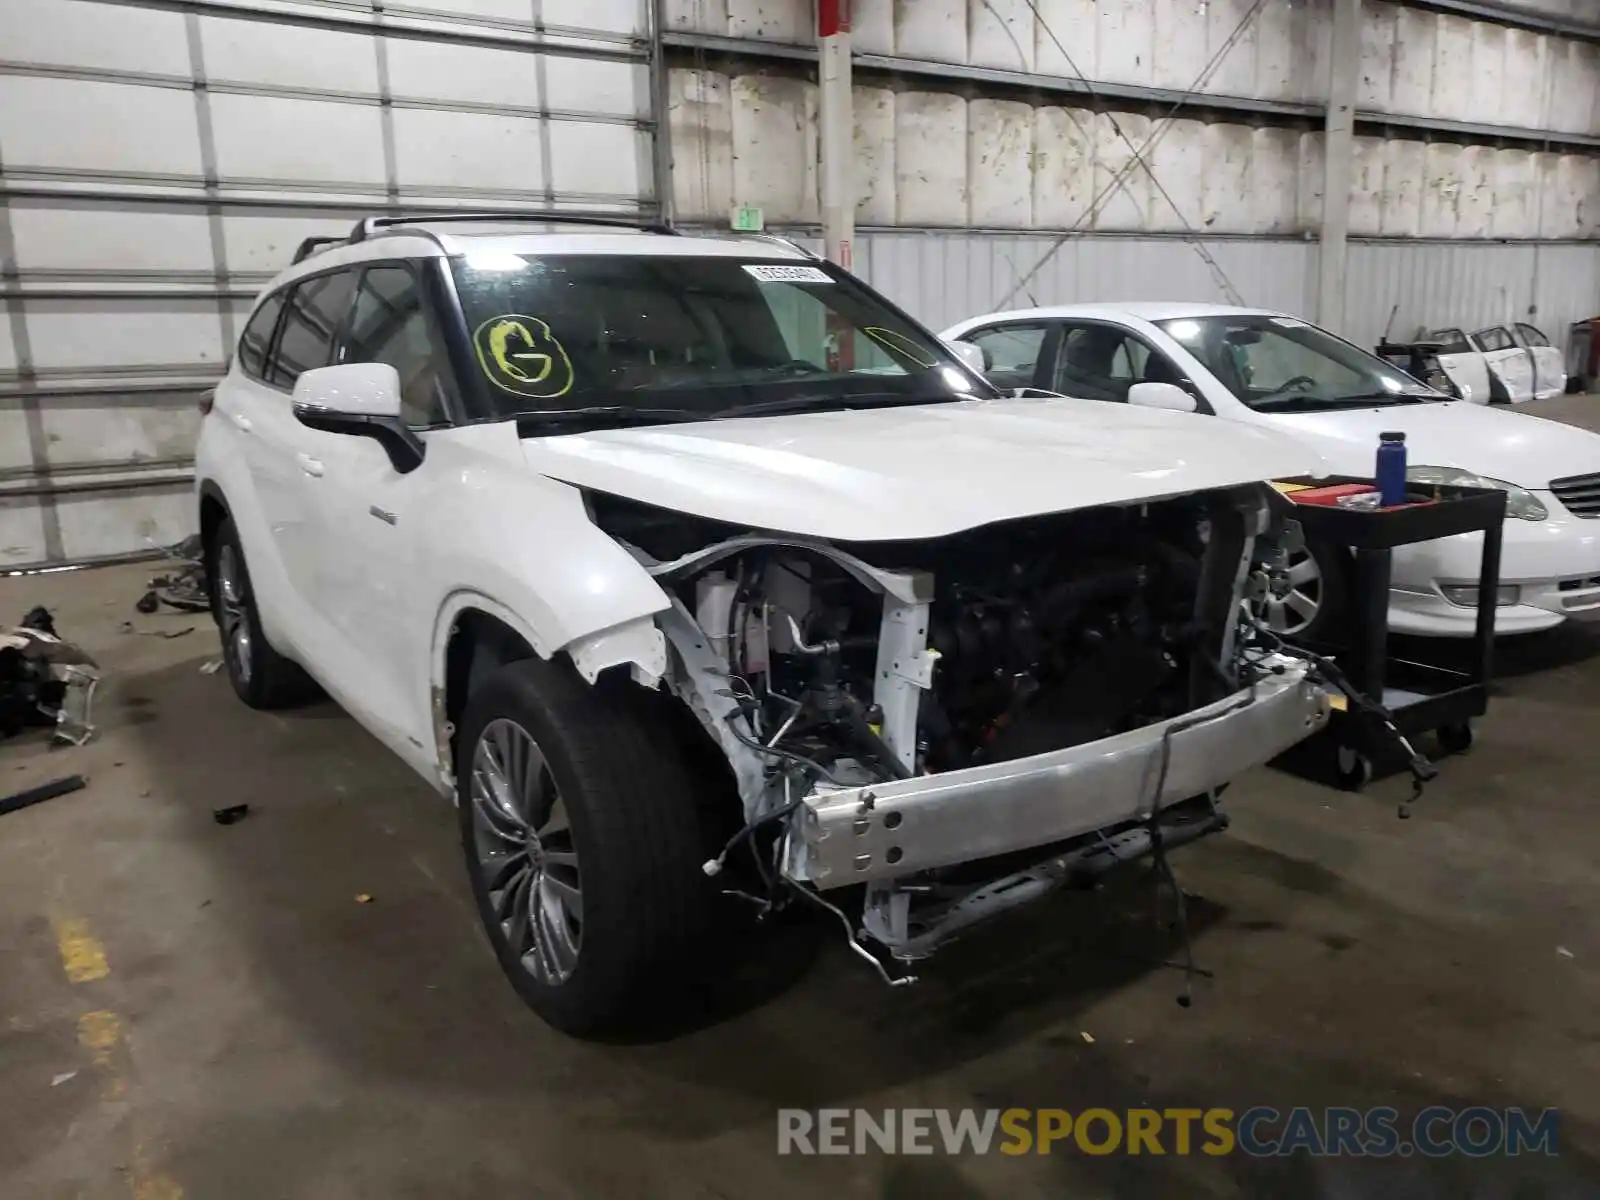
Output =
[
  {"x1": 1260, "y1": 402, "x2": 1600, "y2": 489},
  {"x1": 521, "y1": 397, "x2": 1317, "y2": 540}
]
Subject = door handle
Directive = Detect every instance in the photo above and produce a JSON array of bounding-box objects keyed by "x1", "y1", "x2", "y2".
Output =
[
  {"x1": 296, "y1": 453, "x2": 324, "y2": 477},
  {"x1": 231, "y1": 413, "x2": 252, "y2": 433}
]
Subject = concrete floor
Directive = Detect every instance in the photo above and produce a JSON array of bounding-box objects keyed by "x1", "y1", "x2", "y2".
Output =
[{"x1": 4, "y1": 395, "x2": 1600, "y2": 1198}]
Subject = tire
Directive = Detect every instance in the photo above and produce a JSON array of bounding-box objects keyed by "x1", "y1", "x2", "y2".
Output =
[
  {"x1": 1333, "y1": 745, "x2": 1373, "y2": 792},
  {"x1": 455, "y1": 656, "x2": 725, "y2": 1037},
  {"x1": 208, "y1": 516, "x2": 318, "y2": 709},
  {"x1": 1257, "y1": 536, "x2": 1350, "y2": 645}
]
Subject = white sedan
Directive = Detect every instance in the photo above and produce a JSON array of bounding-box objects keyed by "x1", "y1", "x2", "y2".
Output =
[{"x1": 942, "y1": 303, "x2": 1600, "y2": 638}]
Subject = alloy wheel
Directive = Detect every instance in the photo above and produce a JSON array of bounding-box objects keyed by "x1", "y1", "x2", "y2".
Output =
[
  {"x1": 1259, "y1": 546, "x2": 1324, "y2": 637},
  {"x1": 468, "y1": 718, "x2": 583, "y2": 985},
  {"x1": 216, "y1": 544, "x2": 254, "y2": 686}
]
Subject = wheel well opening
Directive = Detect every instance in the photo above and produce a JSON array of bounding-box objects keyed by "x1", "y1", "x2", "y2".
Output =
[
  {"x1": 444, "y1": 610, "x2": 536, "y2": 754},
  {"x1": 198, "y1": 494, "x2": 228, "y2": 602}
]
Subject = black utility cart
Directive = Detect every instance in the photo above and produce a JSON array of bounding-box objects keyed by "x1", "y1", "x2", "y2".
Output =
[{"x1": 1276, "y1": 477, "x2": 1507, "y2": 791}]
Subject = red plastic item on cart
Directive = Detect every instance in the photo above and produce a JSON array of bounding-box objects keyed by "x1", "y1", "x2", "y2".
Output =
[{"x1": 1286, "y1": 482, "x2": 1381, "y2": 507}]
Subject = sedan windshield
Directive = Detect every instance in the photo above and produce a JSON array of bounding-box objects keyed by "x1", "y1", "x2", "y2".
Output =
[
  {"x1": 1154, "y1": 314, "x2": 1443, "y2": 412},
  {"x1": 449, "y1": 252, "x2": 993, "y2": 426}
]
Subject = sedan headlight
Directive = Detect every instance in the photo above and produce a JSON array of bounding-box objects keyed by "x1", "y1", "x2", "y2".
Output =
[{"x1": 1407, "y1": 465, "x2": 1548, "y2": 521}]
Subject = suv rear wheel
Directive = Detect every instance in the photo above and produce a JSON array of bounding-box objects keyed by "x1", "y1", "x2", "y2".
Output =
[
  {"x1": 456, "y1": 656, "x2": 723, "y2": 1036},
  {"x1": 209, "y1": 516, "x2": 318, "y2": 709}
]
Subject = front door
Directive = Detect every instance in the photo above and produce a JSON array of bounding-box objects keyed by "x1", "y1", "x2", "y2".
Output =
[
  {"x1": 1515, "y1": 323, "x2": 1566, "y2": 398},
  {"x1": 1473, "y1": 325, "x2": 1534, "y2": 403},
  {"x1": 299, "y1": 263, "x2": 460, "y2": 751},
  {"x1": 1424, "y1": 328, "x2": 1491, "y2": 403}
]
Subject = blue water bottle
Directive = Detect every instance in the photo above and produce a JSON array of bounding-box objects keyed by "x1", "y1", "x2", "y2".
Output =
[{"x1": 1376, "y1": 431, "x2": 1407, "y2": 506}]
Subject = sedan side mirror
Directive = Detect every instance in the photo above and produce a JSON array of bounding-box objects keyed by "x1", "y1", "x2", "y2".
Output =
[
  {"x1": 1127, "y1": 381, "x2": 1198, "y2": 414},
  {"x1": 292, "y1": 363, "x2": 425, "y2": 474},
  {"x1": 945, "y1": 339, "x2": 988, "y2": 376}
]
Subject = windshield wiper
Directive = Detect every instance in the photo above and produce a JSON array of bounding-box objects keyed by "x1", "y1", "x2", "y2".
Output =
[
  {"x1": 515, "y1": 405, "x2": 713, "y2": 429},
  {"x1": 1252, "y1": 391, "x2": 1431, "y2": 412},
  {"x1": 710, "y1": 391, "x2": 969, "y2": 419}
]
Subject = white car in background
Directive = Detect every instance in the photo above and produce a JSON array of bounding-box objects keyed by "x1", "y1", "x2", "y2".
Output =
[
  {"x1": 942, "y1": 303, "x2": 1600, "y2": 639},
  {"x1": 1423, "y1": 323, "x2": 1566, "y2": 404}
]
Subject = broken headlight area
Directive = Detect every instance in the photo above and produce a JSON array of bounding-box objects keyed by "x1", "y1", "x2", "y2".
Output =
[{"x1": 593, "y1": 484, "x2": 1329, "y2": 983}]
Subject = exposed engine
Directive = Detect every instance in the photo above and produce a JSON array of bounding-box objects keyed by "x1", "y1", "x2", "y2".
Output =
[{"x1": 590, "y1": 490, "x2": 1240, "y2": 787}]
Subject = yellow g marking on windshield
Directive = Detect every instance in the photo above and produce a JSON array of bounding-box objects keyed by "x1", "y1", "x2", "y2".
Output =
[
  {"x1": 861, "y1": 326, "x2": 938, "y2": 368},
  {"x1": 473, "y1": 314, "x2": 574, "y2": 399}
]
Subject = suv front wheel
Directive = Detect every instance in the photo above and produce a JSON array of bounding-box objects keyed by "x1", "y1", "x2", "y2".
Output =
[{"x1": 456, "y1": 656, "x2": 723, "y2": 1036}]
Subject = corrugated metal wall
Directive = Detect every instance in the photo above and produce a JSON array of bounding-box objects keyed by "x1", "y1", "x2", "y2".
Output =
[
  {"x1": 1344, "y1": 240, "x2": 1600, "y2": 349},
  {"x1": 831, "y1": 232, "x2": 1317, "y2": 335},
  {"x1": 800, "y1": 231, "x2": 1598, "y2": 357},
  {"x1": 0, "y1": 0, "x2": 656, "y2": 569}
]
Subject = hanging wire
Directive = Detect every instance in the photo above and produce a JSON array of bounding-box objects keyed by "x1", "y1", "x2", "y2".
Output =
[{"x1": 994, "y1": 0, "x2": 1275, "y2": 311}]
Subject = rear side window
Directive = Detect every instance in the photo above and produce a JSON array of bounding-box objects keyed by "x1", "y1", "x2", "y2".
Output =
[
  {"x1": 341, "y1": 265, "x2": 457, "y2": 427},
  {"x1": 268, "y1": 269, "x2": 359, "y2": 389},
  {"x1": 1424, "y1": 328, "x2": 1470, "y2": 355},
  {"x1": 237, "y1": 292, "x2": 286, "y2": 381},
  {"x1": 1515, "y1": 323, "x2": 1550, "y2": 348},
  {"x1": 965, "y1": 324, "x2": 1048, "y2": 390},
  {"x1": 1474, "y1": 327, "x2": 1514, "y2": 353}
]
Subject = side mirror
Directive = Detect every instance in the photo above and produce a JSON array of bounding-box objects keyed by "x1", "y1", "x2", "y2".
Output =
[
  {"x1": 945, "y1": 339, "x2": 987, "y2": 376},
  {"x1": 292, "y1": 363, "x2": 425, "y2": 474},
  {"x1": 1127, "y1": 381, "x2": 1198, "y2": 414}
]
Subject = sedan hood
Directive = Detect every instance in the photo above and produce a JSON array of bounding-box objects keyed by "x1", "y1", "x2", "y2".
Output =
[
  {"x1": 521, "y1": 397, "x2": 1316, "y2": 541},
  {"x1": 1260, "y1": 402, "x2": 1600, "y2": 489}
]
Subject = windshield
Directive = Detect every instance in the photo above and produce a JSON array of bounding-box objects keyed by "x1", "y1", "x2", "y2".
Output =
[
  {"x1": 448, "y1": 253, "x2": 993, "y2": 426},
  {"x1": 1154, "y1": 314, "x2": 1443, "y2": 412}
]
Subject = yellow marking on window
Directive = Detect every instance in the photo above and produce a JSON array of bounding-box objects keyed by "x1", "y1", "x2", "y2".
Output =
[{"x1": 53, "y1": 916, "x2": 109, "y2": 982}]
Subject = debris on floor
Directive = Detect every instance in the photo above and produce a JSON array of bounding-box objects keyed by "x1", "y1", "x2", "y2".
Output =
[
  {"x1": 137, "y1": 535, "x2": 210, "y2": 615},
  {"x1": 355, "y1": 893, "x2": 373, "y2": 904},
  {"x1": 1557, "y1": 946, "x2": 1575, "y2": 959},
  {"x1": 118, "y1": 621, "x2": 195, "y2": 640},
  {"x1": 50, "y1": 1070, "x2": 77, "y2": 1088},
  {"x1": 0, "y1": 774, "x2": 88, "y2": 820},
  {"x1": 212, "y1": 803, "x2": 250, "y2": 826},
  {"x1": 199, "y1": 659, "x2": 224, "y2": 675},
  {"x1": 1, "y1": 608, "x2": 101, "y2": 745}
]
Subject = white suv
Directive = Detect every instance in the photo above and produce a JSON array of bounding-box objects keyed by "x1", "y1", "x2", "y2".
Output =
[{"x1": 196, "y1": 214, "x2": 1328, "y2": 1035}]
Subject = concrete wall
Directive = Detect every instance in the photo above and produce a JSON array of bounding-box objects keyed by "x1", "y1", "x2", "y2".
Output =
[{"x1": 671, "y1": 69, "x2": 1600, "y2": 239}]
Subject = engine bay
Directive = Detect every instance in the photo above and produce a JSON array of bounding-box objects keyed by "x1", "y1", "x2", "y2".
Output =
[{"x1": 592, "y1": 490, "x2": 1240, "y2": 784}]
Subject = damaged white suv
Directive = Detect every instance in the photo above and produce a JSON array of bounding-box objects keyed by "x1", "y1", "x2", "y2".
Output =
[{"x1": 195, "y1": 214, "x2": 1330, "y2": 1035}]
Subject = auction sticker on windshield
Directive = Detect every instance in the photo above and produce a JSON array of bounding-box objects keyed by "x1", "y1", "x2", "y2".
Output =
[{"x1": 744, "y1": 264, "x2": 832, "y2": 284}]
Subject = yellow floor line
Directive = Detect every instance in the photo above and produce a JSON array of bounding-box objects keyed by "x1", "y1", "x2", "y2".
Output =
[{"x1": 52, "y1": 915, "x2": 110, "y2": 983}]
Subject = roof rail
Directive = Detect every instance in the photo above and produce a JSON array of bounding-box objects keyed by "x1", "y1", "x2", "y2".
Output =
[
  {"x1": 291, "y1": 235, "x2": 349, "y2": 264},
  {"x1": 347, "y1": 211, "x2": 679, "y2": 247},
  {"x1": 727, "y1": 231, "x2": 821, "y2": 260}
]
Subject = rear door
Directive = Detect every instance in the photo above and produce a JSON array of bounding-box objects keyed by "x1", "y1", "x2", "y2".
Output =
[
  {"x1": 1473, "y1": 325, "x2": 1534, "y2": 403},
  {"x1": 254, "y1": 268, "x2": 360, "y2": 620},
  {"x1": 1514, "y1": 323, "x2": 1566, "y2": 399},
  {"x1": 1423, "y1": 327, "x2": 1490, "y2": 403}
]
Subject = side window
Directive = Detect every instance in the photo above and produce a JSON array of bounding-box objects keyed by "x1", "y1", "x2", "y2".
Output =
[
  {"x1": 1474, "y1": 327, "x2": 1513, "y2": 353},
  {"x1": 1425, "y1": 328, "x2": 1470, "y2": 356},
  {"x1": 342, "y1": 265, "x2": 456, "y2": 428},
  {"x1": 1515, "y1": 323, "x2": 1550, "y2": 348},
  {"x1": 1052, "y1": 324, "x2": 1164, "y2": 402},
  {"x1": 964, "y1": 325, "x2": 1049, "y2": 390},
  {"x1": 268, "y1": 269, "x2": 359, "y2": 389},
  {"x1": 237, "y1": 292, "x2": 286, "y2": 382}
]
